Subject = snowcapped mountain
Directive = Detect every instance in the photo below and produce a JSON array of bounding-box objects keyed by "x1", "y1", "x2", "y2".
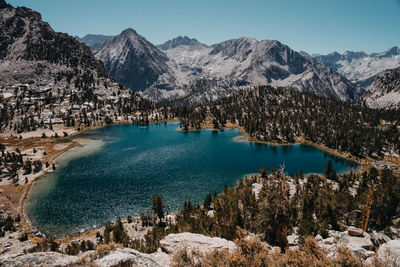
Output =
[
  {"x1": 363, "y1": 68, "x2": 400, "y2": 109},
  {"x1": 94, "y1": 30, "x2": 361, "y2": 104},
  {"x1": 76, "y1": 34, "x2": 115, "y2": 49},
  {"x1": 314, "y1": 47, "x2": 400, "y2": 87}
]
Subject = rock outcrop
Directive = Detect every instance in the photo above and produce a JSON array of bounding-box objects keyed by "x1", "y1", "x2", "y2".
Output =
[
  {"x1": 0, "y1": 232, "x2": 236, "y2": 266},
  {"x1": 159, "y1": 232, "x2": 236, "y2": 254},
  {"x1": 317, "y1": 229, "x2": 376, "y2": 260},
  {"x1": 1, "y1": 230, "x2": 399, "y2": 266},
  {"x1": 0, "y1": 252, "x2": 80, "y2": 267}
]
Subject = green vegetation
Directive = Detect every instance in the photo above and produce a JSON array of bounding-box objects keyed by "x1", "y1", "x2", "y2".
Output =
[{"x1": 86, "y1": 165, "x2": 399, "y2": 257}]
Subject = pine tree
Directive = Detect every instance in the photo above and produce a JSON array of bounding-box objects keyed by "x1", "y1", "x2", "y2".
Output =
[
  {"x1": 152, "y1": 194, "x2": 165, "y2": 225},
  {"x1": 324, "y1": 160, "x2": 337, "y2": 181}
]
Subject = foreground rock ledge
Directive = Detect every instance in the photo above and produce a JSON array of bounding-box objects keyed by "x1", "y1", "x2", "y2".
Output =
[{"x1": 0, "y1": 232, "x2": 235, "y2": 267}]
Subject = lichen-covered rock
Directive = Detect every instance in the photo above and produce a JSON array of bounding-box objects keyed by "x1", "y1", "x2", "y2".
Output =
[{"x1": 159, "y1": 232, "x2": 236, "y2": 254}]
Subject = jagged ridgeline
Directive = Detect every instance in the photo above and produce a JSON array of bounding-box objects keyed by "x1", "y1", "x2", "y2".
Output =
[
  {"x1": 93, "y1": 28, "x2": 362, "y2": 104},
  {"x1": 177, "y1": 85, "x2": 400, "y2": 158}
]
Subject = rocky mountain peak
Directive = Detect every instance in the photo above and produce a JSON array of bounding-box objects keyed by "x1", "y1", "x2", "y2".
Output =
[
  {"x1": 120, "y1": 27, "x2": 139, "y2": 37},
  {"x1": 342, "y1": 51, "x2": 368, "y2": 61},
  {"x1": 378, "y1": 46, "x2": 400, "y2": 58},
  {"x1": 209, "y1": 36, "x2": 257, "y2": 57},
  {"x1": 158, "y1": 35, "x2": 205, "y2": 50},
  {"x1": 93, "y1": 28, "x2": 173, "y2": 91}
]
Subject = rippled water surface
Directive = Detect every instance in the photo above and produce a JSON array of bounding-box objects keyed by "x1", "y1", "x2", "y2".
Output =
[{"x1": 26, "y1": 123, "x2": 358, "y2": 237}]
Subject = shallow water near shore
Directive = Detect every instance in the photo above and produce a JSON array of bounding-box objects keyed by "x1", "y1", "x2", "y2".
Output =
[{"x1": 26, "y1": 122, "x2": 358, "y2": 238}]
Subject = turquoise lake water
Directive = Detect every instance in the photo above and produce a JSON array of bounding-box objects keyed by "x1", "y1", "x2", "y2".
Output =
[{"x1": 26, "y1": 122, "x2": 358, "y2": 237}]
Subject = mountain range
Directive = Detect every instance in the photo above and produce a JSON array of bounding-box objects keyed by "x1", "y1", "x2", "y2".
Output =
[
  {"x1": 90, "y1": 29, "x2": 364, "y2": 105},
  {"x1": 2, "y1": 0, "x2": 399, "y2": 109}
]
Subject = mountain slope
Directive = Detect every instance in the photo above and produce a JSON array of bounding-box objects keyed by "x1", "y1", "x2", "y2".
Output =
[
  {"x1": 76, "y1": 34, "x2": 115, "y2": 49},
  {"x1": 95, "y1": 30, "x2": 361, "y2": 104},
  {"x1": 162, "y1": 37, "x2": 361, "y2": 103},
  {"x1": 0, "y1": 0, "x2": 157, "y2": 134},
  {"x1": 0, "y1": 0, "x2": 107, "y2": 86},
  {"x1": 364, "y1": 68, "x2": 400, "y2": 109},
  {"x1": 314, "y1": 47, "x2": 400, "y2": 87},
  {"x1": 93, "y1": 28, "x2": 180, "y2": 92}
]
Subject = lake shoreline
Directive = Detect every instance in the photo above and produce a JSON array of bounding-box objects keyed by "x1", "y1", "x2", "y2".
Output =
[
  {"x1": 23, "y1": 135, "x2": 106, "y2": 240},
  {"x1": 0, "y1": 120, "x2": 176, "y2": 244},
  {"x1": 180, "y1": 120, "x2": 369, "y2": 166},
  {"x1": 1, "y1": 119, "x2": 396, "y2": 245}
]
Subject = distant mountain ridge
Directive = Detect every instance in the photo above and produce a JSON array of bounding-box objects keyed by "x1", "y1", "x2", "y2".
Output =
[
  {"x1": 93, "y1": 29, "x2": 362, "y2": 104},
  {"x1": 313, "y1": 47, "x2": 400, "y2": 88},
  {"x1": 76, "y1": 34, "x2": 115, "y2": 49},
  {"x1": 157, "y1": 36, "x2": 207, "y2": 50}
]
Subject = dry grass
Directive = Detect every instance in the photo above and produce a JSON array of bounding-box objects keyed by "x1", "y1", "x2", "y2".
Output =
[{"x1": 95, "y1": 243, "x2": 123, "y2": 258}]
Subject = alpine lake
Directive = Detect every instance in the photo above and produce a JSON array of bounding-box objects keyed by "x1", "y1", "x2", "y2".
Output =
[{"x1": 26, "y1": 122, "x2": 359, "y2": 238}]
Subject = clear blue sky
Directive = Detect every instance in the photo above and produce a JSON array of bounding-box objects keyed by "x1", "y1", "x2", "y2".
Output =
[{"x1": 7, "y1": 0, "x2": 400, "y2": 54}]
